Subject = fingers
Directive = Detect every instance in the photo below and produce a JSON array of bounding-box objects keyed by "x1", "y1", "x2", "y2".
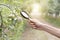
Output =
[
  {"x1": 28, "y1": 19, "x2": 43, "y2": 30},
  {"x1": 30, "y1": 22, "x2": 35, "y2": 25},
  {"x1": 31, "y1": 25, "x2": 37, "y2": 29},
  {"x1": 29, "y1": 20, "x2": 34, "y2": 24},
  {"x1": 29, "y1": 18, "x2": 36, "y2": 23},
  {"x1": 28, "y1": 19, "x2": 41, "y2": 29},
  {"x1": 29, "y1": 22, "x2": 37, "y2": 29}
]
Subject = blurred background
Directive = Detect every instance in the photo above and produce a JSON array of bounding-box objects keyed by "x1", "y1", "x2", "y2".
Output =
[{"x1": 0, "y1": 0, "x2": 60, "y2": 40}]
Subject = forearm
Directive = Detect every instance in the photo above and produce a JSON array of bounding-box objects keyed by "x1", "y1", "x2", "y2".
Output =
[
  {"x1": 41, "y1": 24, "x2": 60, "y2": 38},
  {"x1": 29, "y1": 19, "x2": 60, "y2": 38}
]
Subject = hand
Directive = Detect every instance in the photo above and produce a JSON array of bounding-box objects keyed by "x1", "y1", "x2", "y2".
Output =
[
  {"x1": 29, "y1": 19, "x2": 44, "y2": 30},
  {"x1": 29, "y1": 19, "x2": 60, "y2": 38}
]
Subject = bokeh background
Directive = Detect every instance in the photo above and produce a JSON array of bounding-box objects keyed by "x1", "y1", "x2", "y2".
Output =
[{"x1": 0, "y1": 0, "x2": 60, "y2": 40}]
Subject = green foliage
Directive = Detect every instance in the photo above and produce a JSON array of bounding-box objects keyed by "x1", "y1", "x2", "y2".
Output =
[
  {"x1": 0, "y1": 5, "x2": 25, "y2": 40},
  {"x1": 0, "y1": 0, "x2": 36, "y2": 40},
  {"x1": 45, "y1": 15, "x2": 60, "y2": 28},
  {"x1": 42, "y1": 0, "x2": 60, "y2": 28},
  {"x1": 48, "y1": 0, "x2": 60, "y2": 16},
  {"x1": 0, "y1": 0, "x2": 29, "y2": 40}
]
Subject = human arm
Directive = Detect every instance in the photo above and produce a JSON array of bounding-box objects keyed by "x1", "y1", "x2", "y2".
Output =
[{"x1": 29, "y1": 19, "x2": 60, "y2": 38}]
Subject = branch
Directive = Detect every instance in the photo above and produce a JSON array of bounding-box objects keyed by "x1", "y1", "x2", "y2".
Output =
[{"x1": 0, "y1": 11, "x2": 3, "y2": 28}]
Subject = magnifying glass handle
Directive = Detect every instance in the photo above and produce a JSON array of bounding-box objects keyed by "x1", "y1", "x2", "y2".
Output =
[{"x1": 28, "y1": 18, "x2": 32, "y2": 21}]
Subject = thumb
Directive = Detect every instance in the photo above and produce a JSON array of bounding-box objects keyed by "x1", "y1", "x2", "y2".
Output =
[
  {"x1": 29, "y1": 18, "x2": 44, "y2": 25},
  {"x1": 29, "y1": 18, "x2": 38, "y2": 23}
]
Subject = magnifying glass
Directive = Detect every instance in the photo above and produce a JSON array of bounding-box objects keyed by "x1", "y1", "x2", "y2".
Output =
[{"x1": 20, "y1": 11, "x2": 31, "y2": 20}]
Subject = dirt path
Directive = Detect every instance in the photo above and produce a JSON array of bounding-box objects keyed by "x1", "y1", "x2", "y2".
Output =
[{"x1": 20, "y1": 23, "x2": 48, "y2": 40}]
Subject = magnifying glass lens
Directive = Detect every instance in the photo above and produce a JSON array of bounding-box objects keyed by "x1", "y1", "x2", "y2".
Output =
[{"x1": 20, "y1": 11, "x2": 30, "y2": 19}]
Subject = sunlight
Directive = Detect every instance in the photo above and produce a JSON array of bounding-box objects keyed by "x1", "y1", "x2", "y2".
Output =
[
  {"x1": 31, "y1": 3, "x2": 42, "y2": 19},
  {"x1": 32, "y1": 3, "x2": 40, "y2": 12}
]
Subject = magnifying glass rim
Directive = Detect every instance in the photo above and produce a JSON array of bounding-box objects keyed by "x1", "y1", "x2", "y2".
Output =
[{"x1": 20, "y1": 11, "x2": 30, "y2": 19}]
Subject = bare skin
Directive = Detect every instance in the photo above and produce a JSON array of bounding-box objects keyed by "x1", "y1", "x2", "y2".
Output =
[{"x1": 29, "y1": 19, "x2": 60, "y2": 38}]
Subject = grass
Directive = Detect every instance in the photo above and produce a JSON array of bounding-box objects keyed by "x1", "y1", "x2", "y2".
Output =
[{"x1": 44, "y1": 15, "x2": 60, "y2": 28}]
